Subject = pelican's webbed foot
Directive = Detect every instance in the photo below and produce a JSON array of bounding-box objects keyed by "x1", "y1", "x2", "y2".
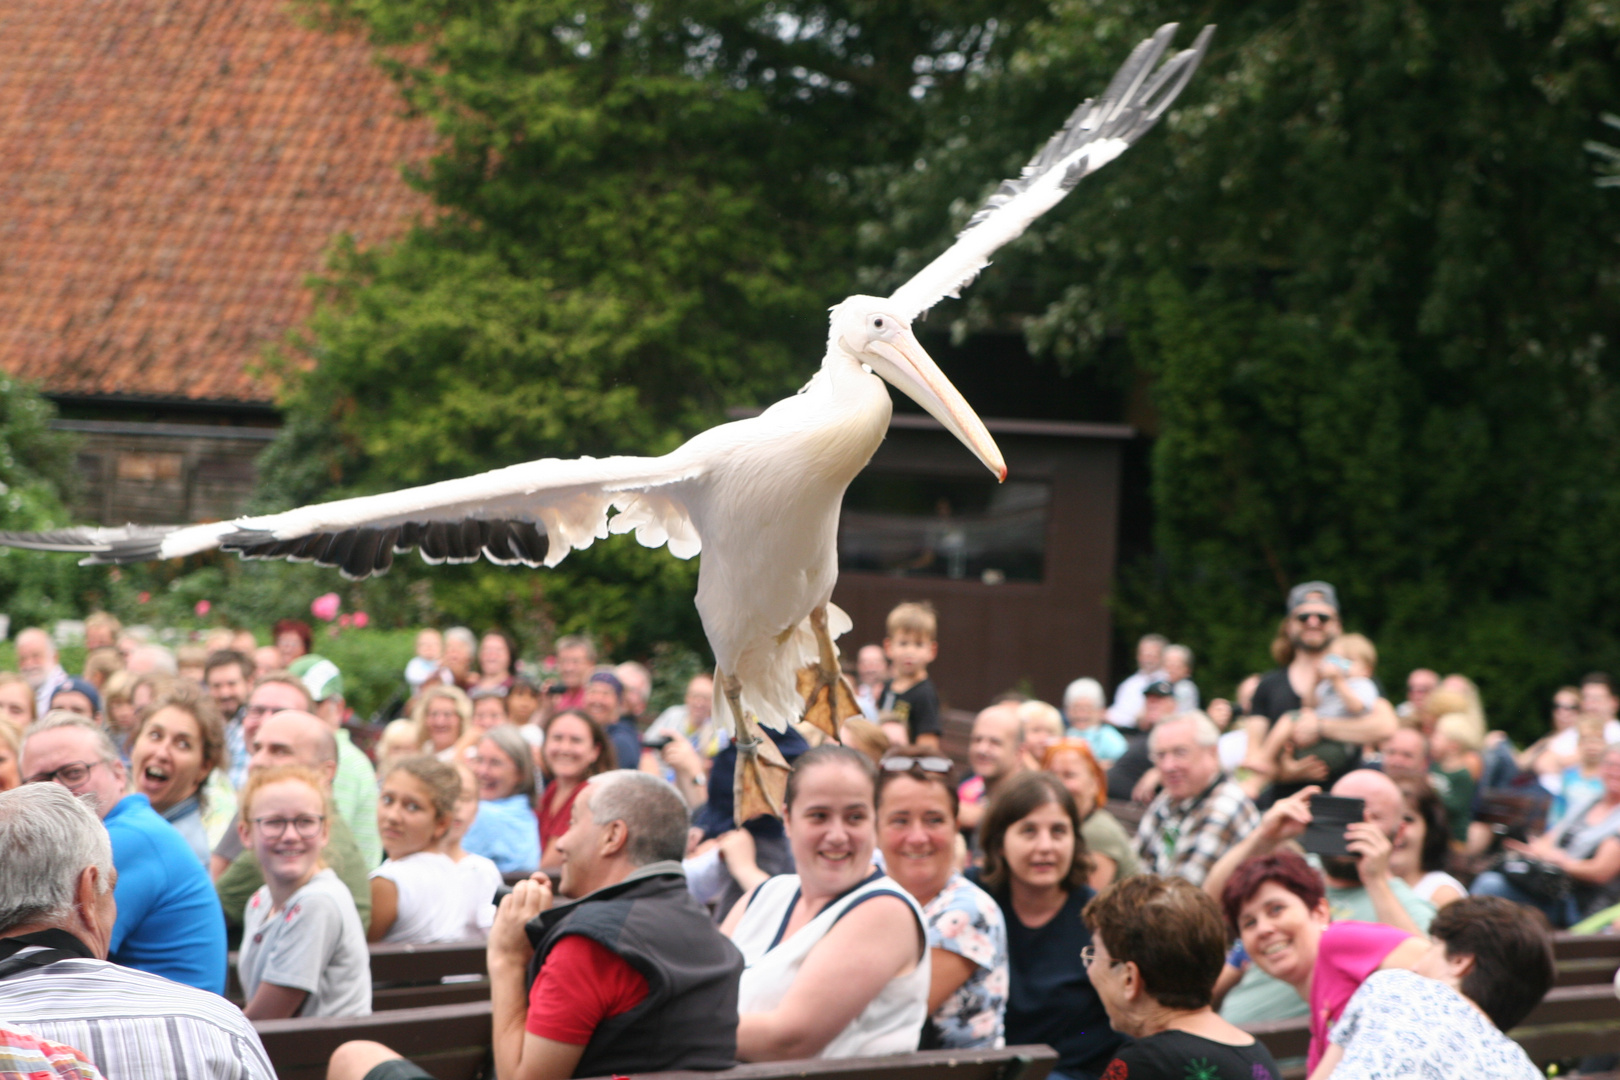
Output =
[{"x1": 797, "y1": 605, "x2": 861, "y2": 741}]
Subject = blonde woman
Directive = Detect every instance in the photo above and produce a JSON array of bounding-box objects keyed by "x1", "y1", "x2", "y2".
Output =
[{"x1": 411, "y1": 684, "x2": 472, "y2": 761}]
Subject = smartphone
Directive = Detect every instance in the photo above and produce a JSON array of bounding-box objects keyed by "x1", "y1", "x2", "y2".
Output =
[
  {"x1": 1301, "y1": 795, "x2": 1365, "y2": 857},
  {"x1": 641, "y1": 732, "x2": 674, "y2": 750}
]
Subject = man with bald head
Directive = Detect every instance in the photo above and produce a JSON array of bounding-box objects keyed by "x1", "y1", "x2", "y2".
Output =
[
  {"x1": 958, "y1": 702, "x2": 1025, "y2": 832},
  {"x1": 1202, "y1": 767, "x2": 1436, "y2": 1026},
  {"x1": 214, "y1": 710, "x2": 373, "y2": 933}
]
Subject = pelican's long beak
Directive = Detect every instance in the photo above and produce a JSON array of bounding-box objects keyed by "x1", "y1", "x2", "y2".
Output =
[{"x1": 869, "y1": 334, "x2": 1007, "y2": 481}]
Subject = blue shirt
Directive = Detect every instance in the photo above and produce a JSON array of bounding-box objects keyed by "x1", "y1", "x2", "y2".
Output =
[
  {"x1": 463, "y1": 793, "x2": 540, "y2": 874},
  {"x1": 104, "y1": 793, "x2": 228, "y2": 994},
  {"x1": 606, "y1": 718, "x2": 643, "y2": 774}
]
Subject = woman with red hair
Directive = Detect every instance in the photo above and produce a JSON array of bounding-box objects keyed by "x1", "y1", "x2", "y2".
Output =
[{"x1": 1043, "y1": 739, "x2": 1139, "y2": 890}]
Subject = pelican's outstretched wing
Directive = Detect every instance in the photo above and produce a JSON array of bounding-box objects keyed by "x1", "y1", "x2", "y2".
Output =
[
  {"x1": 887, "y1": 22, "x2": 1214, "y2": 323},
  {"x1": 0, "y1": 454, "x2": 706, "y2": 580}
]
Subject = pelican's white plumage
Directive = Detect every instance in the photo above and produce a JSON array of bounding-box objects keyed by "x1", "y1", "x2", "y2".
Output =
[{"x1": 0, "y1": 22, "x2": 1213, "y2": 813}]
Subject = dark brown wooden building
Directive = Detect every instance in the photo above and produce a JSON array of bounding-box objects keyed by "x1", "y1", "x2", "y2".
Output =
[{"x1": 831, "y1": 414, "x2": 1131, "y2": 713}]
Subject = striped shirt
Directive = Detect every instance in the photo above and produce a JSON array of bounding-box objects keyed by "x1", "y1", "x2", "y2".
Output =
[{"x1": 0, "y1": 948, "x2": 275, "y2": 1080}]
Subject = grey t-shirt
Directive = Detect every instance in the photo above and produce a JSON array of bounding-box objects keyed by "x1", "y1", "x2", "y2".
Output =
[
  {"x1": 239, "y1": 868, "x2": 372, "y2": 1018},
  {"x1": 1314, "y1": 676, "x2": 1380, "y2": 719}
]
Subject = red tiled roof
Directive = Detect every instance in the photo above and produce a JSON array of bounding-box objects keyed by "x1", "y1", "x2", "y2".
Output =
[{"x1": 0, "y1": 0, "x2": 437, "y2": 405}]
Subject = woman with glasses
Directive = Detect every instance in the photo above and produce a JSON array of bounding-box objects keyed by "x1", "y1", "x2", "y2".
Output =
[
  {"x1": 969, "y1": 771, "x2": 1121, "y2": 1080},
  {"x1": 1084, "y1": 875, "x2": 1281, "y2": 1080},
  {"x1": 876, "y1": 748, "x2": 1008, "y2": 1050},
  {"x1": 237, "y1": 763, "x2": 370, "y2": 1018}
]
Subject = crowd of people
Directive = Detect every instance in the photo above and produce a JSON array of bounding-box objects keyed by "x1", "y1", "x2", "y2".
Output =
[{"x1": 0, "y1": 582, "x2": 1594, "y2": 1080}]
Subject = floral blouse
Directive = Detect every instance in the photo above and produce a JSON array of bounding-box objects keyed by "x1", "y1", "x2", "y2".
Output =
[{"x1": 923, "y1": 872, "x2": 1009, "y2": 1049}]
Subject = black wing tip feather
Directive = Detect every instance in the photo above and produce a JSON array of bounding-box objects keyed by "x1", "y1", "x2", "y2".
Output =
[{"x1": 220, "y1": 519, "x2": 550, "y2": 580}]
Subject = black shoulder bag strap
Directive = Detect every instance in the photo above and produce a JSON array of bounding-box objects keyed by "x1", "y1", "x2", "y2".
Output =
[{"x1": 0, "y1": 928, "x2": 98, "y2": 981}]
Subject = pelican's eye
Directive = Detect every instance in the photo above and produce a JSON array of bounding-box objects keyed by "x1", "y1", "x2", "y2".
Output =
[{"x1": 871, "y1": 316, "x2": 886, "y2": 331}]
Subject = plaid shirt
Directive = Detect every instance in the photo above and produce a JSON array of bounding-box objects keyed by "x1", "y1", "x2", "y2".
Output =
[{"x1": 1134, "y1": 776, "x2": 1260, "y2": 887}]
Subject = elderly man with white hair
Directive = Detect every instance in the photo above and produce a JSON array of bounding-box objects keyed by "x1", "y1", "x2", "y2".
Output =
[
  {"x1": 15, "y1": 627, "x2": 70, "y2": 720},
  {"x1": 20, "y1": 712, "x2": 226, "y2": 993},
  {"x1": 1133, "y1": 712, "x2": 1260, "y2": 887},
  {"x1": 0, "y1": 783, "x2": 274, "y2": 1080}
]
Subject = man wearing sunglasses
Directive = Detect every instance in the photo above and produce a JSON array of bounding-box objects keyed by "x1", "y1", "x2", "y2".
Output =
[
  {"x1": 1242, "y1": 582, "x2": 1350, "y2": 804},
  {"x1": 19, "y1": 713, "x2": 226, "y2": 994}
]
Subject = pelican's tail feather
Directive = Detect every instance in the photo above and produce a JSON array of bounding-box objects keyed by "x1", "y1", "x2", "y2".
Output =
[{"x1": 716, "y1": 603, "x2": 853, "y2": 736}]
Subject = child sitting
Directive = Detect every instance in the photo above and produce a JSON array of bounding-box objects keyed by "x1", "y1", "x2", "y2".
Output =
[
  {"x1": 238, "y1": 764, "x2": 371, "y2": 1018},
  {"x1": 876, "y1": 602, "x2": 942, "y2": 751}
]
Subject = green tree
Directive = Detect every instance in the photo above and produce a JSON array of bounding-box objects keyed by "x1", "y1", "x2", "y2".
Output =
[
  {"x1": 254, "y1": 0, "x2": 1024, "y2": 657},
  {"x1": 0, "y1": 379, "x2": 99, "y2": 628},
  {"x1": 877, "y1": 0, "x2": 1620, "y2": 736}
]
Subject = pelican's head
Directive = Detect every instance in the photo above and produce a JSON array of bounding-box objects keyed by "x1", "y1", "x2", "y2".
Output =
[{"x1": 831, "y1": 296, "x2": 1007, "y2": 481}]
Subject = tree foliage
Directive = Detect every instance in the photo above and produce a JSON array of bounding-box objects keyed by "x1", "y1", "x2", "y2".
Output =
[
  {"x1": 879, "y1": 0, "x2": 1620, "y2": 735},
  {"x1": 255, "y1": 0, "x2": 1028, "y2": 657}
]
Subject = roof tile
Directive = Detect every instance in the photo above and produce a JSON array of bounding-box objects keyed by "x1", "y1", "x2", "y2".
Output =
[{"x1": 0, "y1": 0, "x2": 435, "y2": 404}]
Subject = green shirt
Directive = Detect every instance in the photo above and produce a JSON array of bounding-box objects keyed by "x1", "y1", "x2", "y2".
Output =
[
  {"x1": 1218, "y1": 875, "x2": 1435, "y2": 1025},
  {"x1": 217, "y1": 810, "x2": 372, "y2": 932},
  {"x1": 333, "y1": 729, "x2": 382, "y2": 870},
  {"x1": 1082, "y1": 807, "x2": 1142, "y2": 881}
]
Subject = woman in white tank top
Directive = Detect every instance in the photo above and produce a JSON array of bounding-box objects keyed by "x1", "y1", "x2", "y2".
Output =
[{"x1": 722, "y1": 745, "x2": 929, "y2": 1059}]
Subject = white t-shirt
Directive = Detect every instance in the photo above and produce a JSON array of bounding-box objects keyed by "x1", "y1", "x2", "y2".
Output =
[
  {"x1": 240, "y1": 868, "x2": 371, "y2": 1017},
  {"x1": 369, "y1": 851, "x2": 476, "y2": 944},
  {"x1": 1329, "y1": 969, "x2": 1539, "y2": 1080},
  {"x1": 1550, "y1": 720, "x2": 1620, "y2": 759},
  {"x1": 1413, "y1": 870, "x2": 1467, "y2": 904},
  {"x1": 453, "y1": 852, "x2": 504, "y2": 938}
]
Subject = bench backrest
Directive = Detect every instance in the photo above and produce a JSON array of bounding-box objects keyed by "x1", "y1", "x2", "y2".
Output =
[
  {"x1": 255, "y1": 1000, "x2": 492, "y2": 1080},
  {"x1": 593, "y1": 1044, "x2": 1059, "y2": 1080}
]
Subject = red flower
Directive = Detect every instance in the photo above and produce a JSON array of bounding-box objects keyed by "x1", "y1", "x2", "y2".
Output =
[
  {"x1": 194, "y1": 600, "x2": 211, "y2": 617},
  {"x1": 137, "y1": 591, "x2": 150, "y2": 605}
]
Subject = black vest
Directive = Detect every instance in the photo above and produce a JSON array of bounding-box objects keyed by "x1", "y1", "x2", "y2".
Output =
[{"x1": 525, "y1": 863, "x2": 743, "y2": 1077}]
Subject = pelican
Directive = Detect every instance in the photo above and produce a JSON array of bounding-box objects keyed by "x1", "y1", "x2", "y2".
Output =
[{"x1": 0, "y1": 23, "x2": 1212, "y2": 820}]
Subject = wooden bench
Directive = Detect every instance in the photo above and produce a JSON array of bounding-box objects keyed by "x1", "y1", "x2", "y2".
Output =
[
  {"x1": 369, "y1": 941, "x2": 491, "y2": 1011},
  {"x1": 1245, "y1": 982, "x2": 1620, "y2": 1079},
  {"x1": 1556, "y1": 930, "x2": 1620, "y2": 963},
  {"x1": 255, "y1": 1000, "x2": 493, "y2": 1080},
  {"x1": 232, "y1": 941, "x2": 492, "y2": 1011},
  {"x1": 596, "y1": 1045, "x2": 1059, "y2": 1080}
]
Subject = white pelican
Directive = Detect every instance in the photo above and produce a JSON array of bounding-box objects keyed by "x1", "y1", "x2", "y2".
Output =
[{"x1": 0, "y1": 23, "x2": 1212, "y2": 820}]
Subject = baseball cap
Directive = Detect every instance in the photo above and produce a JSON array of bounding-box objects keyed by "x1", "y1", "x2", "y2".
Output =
[
  {"x1": 1144, "y1": 679, "x2": 1175, "y2": 697},
  {"x1": 51, "y1": 676, "x2": 103, "y2": 715},
  {"x1": 1286, "y1": 580, "x2": 1339, "y2": 614},
  {"x1": 289, "y1": 655, "x2": 343, "y2": 702}
]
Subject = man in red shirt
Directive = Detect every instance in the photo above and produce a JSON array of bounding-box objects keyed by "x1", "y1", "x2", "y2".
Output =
[{"x1": 329, "y1": 772, "x2": 741, "y2": 1080}]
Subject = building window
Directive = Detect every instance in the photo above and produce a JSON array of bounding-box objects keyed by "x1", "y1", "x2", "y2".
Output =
[{"x1": 838, "y1": 473, "x2": 1048, "y2": 583}]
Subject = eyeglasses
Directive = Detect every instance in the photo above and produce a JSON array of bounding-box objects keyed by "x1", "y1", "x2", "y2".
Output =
[
  {"x1": 881, "y1": 756, "x2": 953, "y2": 774},
  {"x1": 1554, "y1": 702, "x2": 1580, "y2": 711},
  {"x1": 250, "y1": 815, "x2": 326, "y2": 838},
  {"x1": 1293, "y1": 612, "x2": 1334, "y2": 625},
  {"x1": 27, "y1": 760, "x2": 104, "y2": 788},
  {"x1": 1080, "y1": 946, "x2": 1125, "y2": 969}
]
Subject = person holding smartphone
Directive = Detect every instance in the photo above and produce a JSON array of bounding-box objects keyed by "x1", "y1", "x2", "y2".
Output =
[{"x1": 1198, "y1": 769, "x2": 1436, "y2": 1027}]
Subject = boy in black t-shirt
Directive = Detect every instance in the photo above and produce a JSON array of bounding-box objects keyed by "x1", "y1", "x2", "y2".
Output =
[{"x1": 877, "y1": 601, "x2": 943, "y2": 751}]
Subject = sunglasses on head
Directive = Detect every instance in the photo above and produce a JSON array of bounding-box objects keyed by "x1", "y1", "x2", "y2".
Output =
[
  {"x1": 1294, "y1": 611, "x2": 1334, "y2": 625},
  {"x1": 881, "y1": 755, "x2": 953, "y2": 774}
]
